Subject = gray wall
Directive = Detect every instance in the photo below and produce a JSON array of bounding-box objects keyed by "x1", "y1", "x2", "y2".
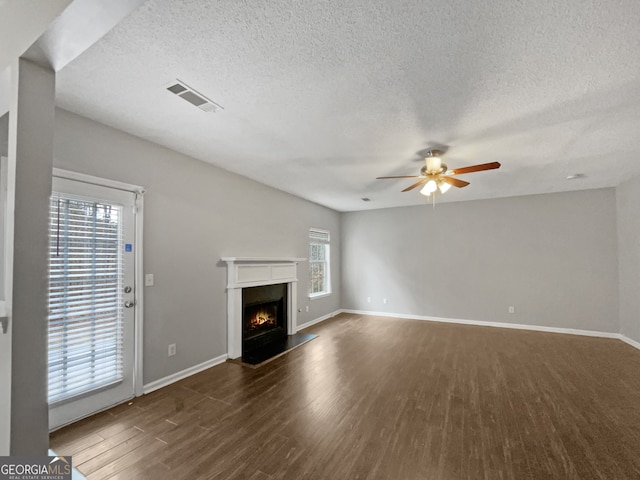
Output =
[
  {"x1": 53, "y1": 109, "x2": 341, "y2": 384},
  {"x1": 0, "y1": 113, "x2": 7, "y2": 156},
  {"x1": 0, "y1": 113, "x2": 7, "y2": 300},
  {"x1": 617, "y1": 175, "x2": 640, "y2": 343},
  {"x1": 10, "y1": 59, "x2": 55, "y2": 455},
  {"x1": 341, "y1": 189, "x2": 619, "y2": 333}
]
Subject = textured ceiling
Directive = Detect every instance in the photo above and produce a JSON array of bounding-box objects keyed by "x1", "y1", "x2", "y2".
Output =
[{"x1": 56, "y1": 0, "x2": 640, "y2": 211}]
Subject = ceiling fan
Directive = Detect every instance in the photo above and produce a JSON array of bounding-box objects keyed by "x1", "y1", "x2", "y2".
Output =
[{"x1": 376, "y1": 149, "x2": 501, "y2": 196}]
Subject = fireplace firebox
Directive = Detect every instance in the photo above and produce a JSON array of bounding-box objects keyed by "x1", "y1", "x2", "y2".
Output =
[{"x1": 242, "y1": 283, "x2": 287, "y2": 357}]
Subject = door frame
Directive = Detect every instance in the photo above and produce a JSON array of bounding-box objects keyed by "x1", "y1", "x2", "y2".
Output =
[
  {"x1": 0, "y1": 155, "x2": 13, "y2": 454},
  {"x1": 52, "y1": 168, "x2": 145, "y2": 397}
]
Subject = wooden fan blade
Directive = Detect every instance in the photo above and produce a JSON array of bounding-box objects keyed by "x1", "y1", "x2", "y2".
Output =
[
  {"x1": 402, "y1": 178, "x2": 428, "y2": 192},
  {"x1": 442, "y1": 176, "x2": 470, "y2": 188},
  {"x1": 448, "y1": 162, "x2": 501, "y2": 176},
  {"x1": 376, "y1": 175, "x2": 421, "y2": 179}
]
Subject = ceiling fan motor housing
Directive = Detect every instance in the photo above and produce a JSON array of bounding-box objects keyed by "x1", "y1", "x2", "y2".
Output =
[{"x1": 420, "y1": 163, "x2": 447, "y2": 175}]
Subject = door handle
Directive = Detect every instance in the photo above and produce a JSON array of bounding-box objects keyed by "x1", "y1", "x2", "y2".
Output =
[{"x1": 124, "y1": 300, "x2": 136, "y2": 308}]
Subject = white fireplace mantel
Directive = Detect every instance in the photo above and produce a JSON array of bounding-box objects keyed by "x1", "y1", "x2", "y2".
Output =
[{"x1": 222, "y1": 257, "x2": 306, "y2": 359}]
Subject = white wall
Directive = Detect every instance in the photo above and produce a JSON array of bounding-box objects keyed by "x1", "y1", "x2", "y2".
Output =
[
  {"x1": 617, "y1": 175, "x2": 640, "y2": 343},
  {"x1": 54, "y1": 109, "x2": 341, "y2": 384},
  {"x1": 341, "y1": 189, "x2": 619, "y2": 333}
]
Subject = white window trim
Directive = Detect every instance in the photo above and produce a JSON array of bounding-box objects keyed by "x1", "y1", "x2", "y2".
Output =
[
  {"x1": 309, "y1": 291, "x2": 331, "y2": 300},
  {"x1": 308, "y1": 228, "x2": 331, "y2": 299},
  {"x1": 52, "y1": 168, "x2": 145, "y2": 397}
]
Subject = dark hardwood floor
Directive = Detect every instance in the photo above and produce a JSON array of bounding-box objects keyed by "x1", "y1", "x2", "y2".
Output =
[{"x1": 50, "y1": 313, "x2": 640, "y2": 479}]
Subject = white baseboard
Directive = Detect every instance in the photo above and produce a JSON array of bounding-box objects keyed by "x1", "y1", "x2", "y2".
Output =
[
  {"x1": 143, "y1": 309, "x2": 342, "y2": 395},
  {"x1": 142, "y1": 353, "x2": 228, "y2": 395},
  {"x1": 297, "y1": 309, "x2": 342, "y2": 330},
  {"x1": 619, "y1": 334, "x2": 640, "y2": 351},
  {"x1": 341, "y1": 309, "x2": 622, "y2": 340}
]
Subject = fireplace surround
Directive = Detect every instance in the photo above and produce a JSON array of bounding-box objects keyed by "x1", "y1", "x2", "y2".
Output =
[{"x1": 222, "y1": 257, "x2": 305, "y2": 359}]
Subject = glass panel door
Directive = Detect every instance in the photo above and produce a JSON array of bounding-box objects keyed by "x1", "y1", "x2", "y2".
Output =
[{"x1": 48, "y1": 177, "x2": 136, "y2": 430}]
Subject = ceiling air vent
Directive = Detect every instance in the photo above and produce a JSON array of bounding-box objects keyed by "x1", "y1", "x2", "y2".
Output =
[{"x1": 166, "y1": 80, "x2": 223, "y2": 113}]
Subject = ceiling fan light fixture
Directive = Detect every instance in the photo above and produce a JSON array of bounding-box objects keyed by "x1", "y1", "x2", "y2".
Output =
[
  {"x1": 438, "y1": 180, "x2": 451, "y2": 193},
  {"x1": 376, "y1": 146, "x2": 501, "y2": 197},
  {"x1": 420, "y1": 179, "x2": 438, "y2": 196}
]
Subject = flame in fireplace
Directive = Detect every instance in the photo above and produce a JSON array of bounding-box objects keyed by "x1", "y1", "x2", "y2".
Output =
[{"x1": 250, "y1": 309, "x2": 276, "y2": 329}]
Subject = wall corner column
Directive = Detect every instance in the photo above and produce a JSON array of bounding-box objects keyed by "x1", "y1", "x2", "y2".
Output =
[{"x1": 8, "y1": 57, "x2": 55, "y2": 455}]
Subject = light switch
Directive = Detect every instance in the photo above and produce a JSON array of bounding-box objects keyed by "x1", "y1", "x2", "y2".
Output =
[{"x1": 145, "y1": 274, "x2": 154, "y2": 286}]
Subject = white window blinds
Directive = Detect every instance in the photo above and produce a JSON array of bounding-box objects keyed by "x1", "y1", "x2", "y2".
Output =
[
  {"x1": 309, "y1": 229, "x2": 330, "y2": 243},
  {"x1": 48, "y1": 194, "x2": 124, "y2": 404}
]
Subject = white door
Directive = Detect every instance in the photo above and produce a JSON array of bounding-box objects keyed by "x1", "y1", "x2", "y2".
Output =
[
  {"x1": 0, "y1": 156, "x2": 12, "y2": 454},
  {"x1": 48, "y1": 177, "x2": 137, "y2": 430}
]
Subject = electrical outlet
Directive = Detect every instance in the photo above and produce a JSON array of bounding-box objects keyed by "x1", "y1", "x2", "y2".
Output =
[
  {"x1": 145, "y1": 273, "x2": 154, "y2": 286},
  {"x1": 367, "y1": 297, "x2": 371, "y2": 303},
  {"x1": 508, "y1": 306, "x2": 515, "y2": 314},
  {"x1": 168, "y1": 343, "x2": 176, "y2": 356},
  {"x1": 383, "y1": 298, "x2": 388, "y2": 304},
  {"x1": 305, "y1": 305, "x2": 309, "y2": 312}
]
